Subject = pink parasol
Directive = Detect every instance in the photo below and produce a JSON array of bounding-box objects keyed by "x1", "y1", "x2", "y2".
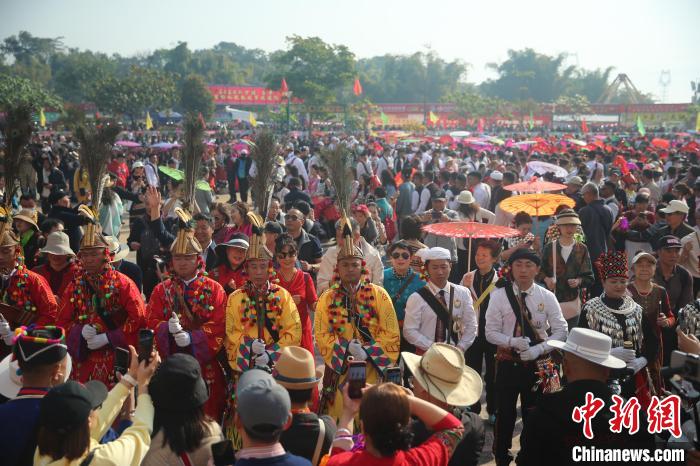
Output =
[
  {"x1": 503, "y1": 178, "x2": 567, "y2": 193},
  {"x1": 115, "y1": 140, "x2": 141, "y2": 148},
  {"x1": 422, "y1": 222, "x2": 520, "y2": 271}
]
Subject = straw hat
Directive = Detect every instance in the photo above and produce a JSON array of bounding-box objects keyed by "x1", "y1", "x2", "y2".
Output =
[
  {"x1": 13, "y1": 209, "x2": 39, "y2": 230},
  {"x1": 402, "y1": 343, "x2": 482, "y2": 407},
  {"x1": 547, "y1": 328, "x2": 625, "y2": 369},
  {"x1": 105, "y1": 235, "x2": 129, "y2": 262},
  {"x1": 40, "y1": 231, "x2": 75, "y2": 256},
  {"x1": 272, "y1": 346, "x2": 322, "y2": 390}
]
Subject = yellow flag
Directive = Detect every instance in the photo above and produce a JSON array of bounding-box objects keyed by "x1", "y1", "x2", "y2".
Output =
[
  {"x1": 145, "y1": 111, "x2": 153, "y2": 130},
  {"x1": 696, "y1": 112, "x2": 700, "y2": 132},
  {"x1": 39, "y1": 108, "x2": 46, "y2": 127},
  {"x1": 249, "y1": 112, "x2": 257, "y2": 127},
  {"x1": 428, "y1": 111, "x2": 439, "y2": 124}
]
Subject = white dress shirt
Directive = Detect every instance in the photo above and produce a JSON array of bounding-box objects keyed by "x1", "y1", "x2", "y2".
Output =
[
  {"x1": 403, "y1": 281, "x2": 477, "y2": 352},
  {"x1": 485, "y1": 282, "x2": 567, "y2": 355},
  {"x1": 316, "y1": 238, "x2": 384, "y2": 293},
  {"x1": 472, "y1": 183, "x2": 491, "y2": 209}
]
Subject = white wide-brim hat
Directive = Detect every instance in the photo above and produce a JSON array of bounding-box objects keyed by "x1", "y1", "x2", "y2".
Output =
[
  {"x1": 0, "y1": 352, "x2": 72, "y2": 399},
  {"x1": 547, "y1": 328, "x2": 625, "y2": 369}
]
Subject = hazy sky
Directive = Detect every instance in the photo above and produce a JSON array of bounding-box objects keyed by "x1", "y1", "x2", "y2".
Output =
[{"x1": 3, "y1": 0, "x2": 698, "y2": 102}]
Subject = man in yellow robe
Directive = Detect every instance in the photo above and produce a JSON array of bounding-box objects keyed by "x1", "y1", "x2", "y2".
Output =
[
  {"x1": 225, "y1": 212, "x2": 302, "y2": 373},
  {"x1": 314, "y1": 217, "x2": 400, "y2": 420}
]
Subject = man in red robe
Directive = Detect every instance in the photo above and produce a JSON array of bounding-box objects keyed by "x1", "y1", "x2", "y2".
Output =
[
  {"x1": 147, "y1": 208, "x2": 227, "y2": 420},
  {"x1": 56, "y1": 207, "x2": 145, "y2": 387},
  {"x1": 0, "y1": 209, "x2": 58, "y2": 352}
]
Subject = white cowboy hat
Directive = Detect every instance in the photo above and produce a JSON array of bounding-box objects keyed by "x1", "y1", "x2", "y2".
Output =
[
  {"x1": 402, "y1": 343, "x2": 482, "y2": 407},
  {"x1": 0, "y1": 353, "x2": 72, "y2": 399},
  {"x1": 40, "y1": 231, "x2": 75, "y2": 257},
  {"x1": 547, "y1": 328, "x2": 625, "y2": 369}
]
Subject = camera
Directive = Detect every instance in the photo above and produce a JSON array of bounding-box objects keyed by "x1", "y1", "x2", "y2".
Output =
[{"x1": 663, "y1": 350, "x2": 700, "y2": 384}]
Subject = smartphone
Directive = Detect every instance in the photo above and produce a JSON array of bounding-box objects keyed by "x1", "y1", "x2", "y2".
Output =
[
  {"x1": 347, "y1": 359, "x2": 367, "y2": 399},
  {"x1": 138, "y1": 329, "x2": 154, "y2": 363},
  {"x1": 211, "y1": 439, "x2": 236, "y2": 466},
  {"x1": 385, "y1": 366, "x2": 402, "y2": 385},
  {"x1": 114, "y1": 347, "x2": 130, "y2": 377},
  {"x1": 431, "y1": 210, "x2": 441, "y2": 221}
]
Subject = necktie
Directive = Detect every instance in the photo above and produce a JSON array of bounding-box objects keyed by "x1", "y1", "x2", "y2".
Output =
[
  {"x1": 434, "y1": 289, "x2": 447, "y2": 343},
  {"x1": 520, "y1": 292, "x2": 533, "y2": 321}
]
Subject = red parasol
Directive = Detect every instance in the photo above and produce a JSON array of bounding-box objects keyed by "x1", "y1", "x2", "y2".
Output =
[
  {"x1": 651, "y1": 138, "x2": 670, "y2": 149},
  {"x1": 422, "y1": 222, "x2": 520, "y2": 271},
  {"x1": 503, "y1": 178, "x2": 567, "y2": 193}
]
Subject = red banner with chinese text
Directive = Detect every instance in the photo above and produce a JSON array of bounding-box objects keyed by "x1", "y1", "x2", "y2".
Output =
[{"x1": 208, "y1": 86, "x2": 304, "y2": 105}]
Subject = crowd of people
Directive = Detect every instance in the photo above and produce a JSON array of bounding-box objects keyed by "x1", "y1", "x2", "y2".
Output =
[{"x1": 0, "y1": 127, "x2": 700, "y2": 466}]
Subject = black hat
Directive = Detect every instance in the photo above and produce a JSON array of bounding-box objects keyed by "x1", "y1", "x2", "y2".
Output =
[
  {"x1": 48, "y1": 190, "x2": 69, "y2": 206},
  {"x1": 656, "y1": 235, "x2": 683, "y2": 250},
  {"x1": 13, "y1": 326, "x2": 68, "y2": 367},
  {"x1": 40, "y1": 380, "x2": 108, "y2": 432},
  {"x1": 215, "y1": 233, "x2": 250, "y2": 260},
  {"x1": 508, "y1": 248, "x2": 541, "y2": 266},
  {"x1": 264, "y1": 221, "x2": 283, "y2": 235},
  {"x1": 149, "y1": 354, "x2": 208, "y2": 411},
  {"x1": 432, "y1": 189, "x2": 447, "y2": 200}
]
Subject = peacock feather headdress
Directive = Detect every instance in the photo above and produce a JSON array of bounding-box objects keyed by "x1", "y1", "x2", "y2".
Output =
[
  {"x1": 248, "y1": 131, "x2": 278, "y2": 215},
  {"x1": 74, "y1": 120, "x2": 120, "y2": 249},
  {"x1": 181, "y1": 113, "x2": 205, "y2": 213}
]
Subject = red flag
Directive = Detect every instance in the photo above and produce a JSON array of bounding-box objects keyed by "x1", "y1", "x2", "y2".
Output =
[
  {"x1": 581, "y1": 119, "x2": 589, "y2": 133},
  {"x1": 280, "y1": 78, "x2": 289, "y2": 94},
  {"x1": 477, "y1": 118, "x2": 484, "y2": 133},
  {"x1": 353, "y1": 78, "x2": 363, "y2": 96}
]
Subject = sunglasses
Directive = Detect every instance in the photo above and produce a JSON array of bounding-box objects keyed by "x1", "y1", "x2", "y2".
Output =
[
  {"x1": 213, "y1": 216, "x2": 223, "y2": 222},
  {"x1": 277, "y1": 251, "x2": 296, "y2": 259},
  {"x1": 286, "y1": 215, "x2": 301, "y2": 221},
  {"x1": 391, "y1": 252, "x2": 410, "y2": 260}
]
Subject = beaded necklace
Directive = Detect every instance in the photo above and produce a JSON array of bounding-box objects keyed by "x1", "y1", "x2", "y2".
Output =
[
  {"x1": 2, "y1": 256, "x2": 35, "y2": 314},
  {"x1": 240, "y1": 262, "x2": 283, "y2": 332},
  {"x1": 162, "y1": 256, "x2": 215, "y2": 320},
  {"x1": 327, "y1": 276, "x2": 377, "y2": 335},
  {"x1": 70, "y1": 249, "x2": 120, "y2": 325},
  {"x1": 240, "y1": 282, "x2": 284, "y2": 332},
  {"x1": 327, "y1": 260, "x2": 376, "y2": 335}
]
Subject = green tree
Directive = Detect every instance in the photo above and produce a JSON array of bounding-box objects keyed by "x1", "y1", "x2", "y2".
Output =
[
  {"x1": 50, "y1": 49, "x2": 117, "y2": 102},
  {"x1": 266, "y1": 36, "x2": 356, "y2": 106},
  {"x1": 89, "y1": 66, "x2": 176, "y2": 122},
  {"x1": 567, "y1": 67, "x2": 614, "y2": 102},
  {"x1": 446, "y1": 91, "x2": 511, "y2": 120},
  {"x1": 481, "y1": 48, "x2": 576, "y2": 102},
  {"x1": 555, "y1": 94, "x2": 592, "y2": 121},
  {"x1": 1, "y1": 31, "x2": 64, "y2": 65},
  {"x1": 0, "y1": 73, "x2": 62, "y2": 111},
  {"x1": 180, "y1": 74, "x2": 214, "y2": 120},
  {"x1": 357, "y1": 53, "x2": 467, "y2": 103}
]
